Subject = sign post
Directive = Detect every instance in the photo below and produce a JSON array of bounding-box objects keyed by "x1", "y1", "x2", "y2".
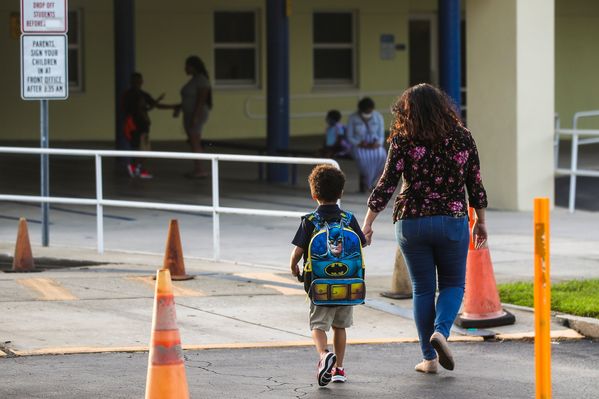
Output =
[{"x1": 20, "y1": 0, "x2": 68, "y2": 247}]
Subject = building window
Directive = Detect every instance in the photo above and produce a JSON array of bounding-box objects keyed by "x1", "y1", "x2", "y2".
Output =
[
  {"x1": 313, "y1": 11, "x2": 356, "y2": 86},
  {"x1": 68, "y1": 10, "x2": 83, "y2": 91},
  {"x1": 213, "y1": 11, "x2": 258, "y2": 87}
]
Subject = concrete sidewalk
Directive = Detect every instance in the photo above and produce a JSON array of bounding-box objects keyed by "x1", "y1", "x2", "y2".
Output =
[{"x1": 0, "y1": 245, "x2": 583, "y2": 357}]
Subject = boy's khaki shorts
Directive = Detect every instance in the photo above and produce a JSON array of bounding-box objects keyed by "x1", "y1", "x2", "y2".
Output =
[{"x1": 310, "y1": 303, "x2": 353, "y2": 331}]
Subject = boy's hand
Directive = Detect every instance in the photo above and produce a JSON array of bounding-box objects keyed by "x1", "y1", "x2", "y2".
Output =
[{"x1": 291, "y1": 263, "x2": 300, "y2": 277}]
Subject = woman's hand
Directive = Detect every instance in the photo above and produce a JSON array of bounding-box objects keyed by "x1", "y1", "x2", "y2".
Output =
[
  {"x1": 290, "y1": 263, "x2": 300, "y2": 277},
  {"x1": 362, "y1": 224, "x2": 373, "y2": 246},
  {"x1": 362, "y1": 209, "x2": 379, "y2": 246},
  {"x1": 472, "y1": 220, "x2": 488, "y2": 249}
]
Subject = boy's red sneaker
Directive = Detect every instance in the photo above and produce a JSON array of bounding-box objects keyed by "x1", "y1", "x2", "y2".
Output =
[
  {"x1": 317, "y1": 351, "x2": 336, "y2": 387},
  {"x1": 138, "y1": 169, "x2": 153, "y2": 179},
  {"x1": 332, "y1": 367, "x2": 347, "y2": 383}
]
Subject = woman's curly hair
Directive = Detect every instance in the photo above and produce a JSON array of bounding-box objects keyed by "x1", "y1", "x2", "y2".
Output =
[{"x1": 388, "y1": 83, "x2": 463, "y2": 144}]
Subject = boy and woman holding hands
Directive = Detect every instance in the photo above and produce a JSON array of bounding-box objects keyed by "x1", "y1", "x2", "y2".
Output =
[{"x1": 290, "y1": 84, "x2": 488, "y2": 386}]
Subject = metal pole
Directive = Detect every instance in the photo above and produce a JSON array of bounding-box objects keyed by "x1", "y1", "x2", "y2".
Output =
[
  {"x1": 40, "y1": 99, "x2": 50, "y2": 246},
  {"x1": 95, "y1": 154, "x2": 104, "y2": 254},
  {"x1": 438, "y1": 0, "x2": 462, "y2": 108},
  {"x1": 211, "y1": 158, "x2": 220, "y2": 261},
  {"x1": 568, "y1": 133, "x2": 578, "y2": 213},
  {"x1": 113, "y1": 0, "x2": 135, "y2": 153}
]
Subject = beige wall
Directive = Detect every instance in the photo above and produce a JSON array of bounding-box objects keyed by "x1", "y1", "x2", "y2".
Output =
[
  {"x1": 0, "y1": 0, "x2": 410, "y2": 142},
  {"x1": 467, "y1": 0, "x2": 555, "y2": 210}
]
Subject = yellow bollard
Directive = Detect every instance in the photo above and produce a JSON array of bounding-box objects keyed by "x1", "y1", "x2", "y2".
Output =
[{"x1": 534, "y1": 198, "x2": 551, "y2": 399}]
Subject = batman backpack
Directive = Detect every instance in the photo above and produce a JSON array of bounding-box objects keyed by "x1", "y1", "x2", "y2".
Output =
[{"x1": 303, "y1": 211, "x2": 365, "y2": 306}]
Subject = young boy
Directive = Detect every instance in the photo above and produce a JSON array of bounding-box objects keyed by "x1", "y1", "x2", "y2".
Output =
[
  {"x1": 322, "y1": 110, "x2": 351, "y2": 158},
  {"x1": 290, "y1": 165, "x2": 367, "y2": 386}
]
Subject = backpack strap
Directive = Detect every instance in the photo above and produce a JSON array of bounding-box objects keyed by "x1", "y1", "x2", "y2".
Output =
[
  {"x1": 339, "y1": 211, "x2": 353, "y2": 227},
  {"x1": 306, "y1": 212, "x2": 323, "y2": 231}
]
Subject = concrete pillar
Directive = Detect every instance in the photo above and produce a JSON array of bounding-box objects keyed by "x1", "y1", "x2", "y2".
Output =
[
  {"x1": 113, "y1": 0, "x2": 135, "y2": 151},
  {"x1": 466, "y1": 0, "x2": 555, "y2": 210},
  {"x1": 266, "y1": 0, "x2": 290, "y2": 182},
  {"x1": 439, "y1": 0, "x2": 462, "y2": 107}
]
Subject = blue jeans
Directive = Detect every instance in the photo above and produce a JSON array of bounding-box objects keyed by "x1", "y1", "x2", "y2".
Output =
[{"x1": 395, "y1": 215, "x2": 469, "y2": 360}]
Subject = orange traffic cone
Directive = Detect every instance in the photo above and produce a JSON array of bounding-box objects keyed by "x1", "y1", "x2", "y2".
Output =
[
  {"x1": 455, "y1": 209, "x2": 515, "y2": 329},
  {"x1": 145, "y1": 269, "x2": 190, "y2": 399},
  {"x1": 160, "y1": 220, "x2": 193, "y2": 281},
  {"x1": 11, "y1": 218, "x2": 36, "y2": 273}
]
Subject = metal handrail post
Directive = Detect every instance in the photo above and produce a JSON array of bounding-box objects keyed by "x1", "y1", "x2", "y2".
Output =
[
  {"x1": 212, "y1": 158, "x2": 220, "y2": 261},
  {"x1": 554, "y1": 114, "x2": 560, "y2": 169},
  {"x1": 568, "y1": 133, "x2": 579, "y2": 213},
  {"x1": 95, "y1": 154, "x2": 104, "y2": 254}
]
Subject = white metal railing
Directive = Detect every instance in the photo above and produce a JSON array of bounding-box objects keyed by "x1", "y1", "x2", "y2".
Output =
[
  {"x1": 554, "y1": 110, "x2": 599, "y2": 212},
  {"x1": 245, "y1": 88, "x2": 468, "y2": 120},
  {"x1": 0, "y1": 147, "x2": 339, "y2": 259},
  {"x1": 244, "y1": 91, "x2": 400, "y2": 120}
]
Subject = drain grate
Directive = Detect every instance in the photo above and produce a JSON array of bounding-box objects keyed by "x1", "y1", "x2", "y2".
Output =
[{"x1": 0, "y1": 254, "x2": 106, "y2": 272}]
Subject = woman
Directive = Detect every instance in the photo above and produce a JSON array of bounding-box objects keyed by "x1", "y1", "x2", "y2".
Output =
[
  {"x1": 346, "y1": 97, "x2": 387, "y2": 192},
  {"x1": 177, "y1": 55, "x2": 213, "y2": 178},
  {"x1": 362, "y1": 84, "x2": 488, "y2": 373}
]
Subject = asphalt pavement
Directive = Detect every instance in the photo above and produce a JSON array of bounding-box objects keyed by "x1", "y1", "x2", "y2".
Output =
[{"x1": 1, "y1": 341, "x2": 598, "y2": 398}]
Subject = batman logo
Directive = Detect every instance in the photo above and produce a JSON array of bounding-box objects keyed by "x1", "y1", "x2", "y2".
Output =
[{"x1": 325, "y1": 262, "x2": 349, "y2": 276}]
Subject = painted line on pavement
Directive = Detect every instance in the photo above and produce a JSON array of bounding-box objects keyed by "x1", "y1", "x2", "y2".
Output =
[
  {"x1": 128, "y1": 276, "x2": 205, "y2": 297},
  {"x1": 216, "y1": 273, "x2": 302, "y2": 290},
  {"x1": 235, "y1": 272, "x2": 305, "y2": 296},
  {"x1": 16, "y1": 278, "x2": 78, "y2": 301}
]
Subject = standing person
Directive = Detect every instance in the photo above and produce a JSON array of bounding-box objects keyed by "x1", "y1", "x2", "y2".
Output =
[
  {"x1": 122, "y1": 72, "x2": 171, "y2": 179},
  {"x1": 175, "y1": 55, "x2": 213, "y2": 178},
  {"x1": 362, "y1": 84, "x2": 488, "y2": 373},
  {"x1": 290, "y1": 165, "x2": 367, "y2": 386},
  {"x1": 347, "y1": 97, "x2": 387, "y2": 192}
]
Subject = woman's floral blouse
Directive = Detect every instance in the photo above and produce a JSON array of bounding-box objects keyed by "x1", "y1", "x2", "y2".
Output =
[{"x1": 367, "y1": 126, "x2": 488, "y2": 221}]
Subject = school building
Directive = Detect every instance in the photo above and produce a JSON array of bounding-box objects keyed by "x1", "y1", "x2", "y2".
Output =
[{"x1": 1, "y1": 0, "x2": 597, "y2": 210}]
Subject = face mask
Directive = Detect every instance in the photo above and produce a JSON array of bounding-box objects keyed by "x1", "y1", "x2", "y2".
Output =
[{"x1": 361, "y1": 112, "x2": 373, "y2": 119}]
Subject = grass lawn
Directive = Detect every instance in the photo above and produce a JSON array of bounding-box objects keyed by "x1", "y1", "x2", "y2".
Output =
[{"x1": 498, "y1": 279, "x2": 599, "y2": 318}]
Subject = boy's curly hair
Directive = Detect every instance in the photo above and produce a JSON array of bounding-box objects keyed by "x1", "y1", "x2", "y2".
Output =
[{"x1": 308, "y1": 165, "x2": 345, "y2": 202}]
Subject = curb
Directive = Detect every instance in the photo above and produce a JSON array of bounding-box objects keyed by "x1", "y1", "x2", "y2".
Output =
[
  {"x1": 6, "y1": 337, "x2": 486, "y2": 357},
  {"x1": 502, "y1": 303, "x2": 599, "y2": 339},
  {"x1": 556, "y1": 315, "x2": 599, "y2": 340}
]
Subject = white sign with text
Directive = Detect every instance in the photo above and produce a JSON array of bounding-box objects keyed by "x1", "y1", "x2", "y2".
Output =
[
  {"x1": 21, "y1": 34, "x2": 68, "y2": 100},
  {"x1": 21, "y1": 0, "x2": 68, "y2": 33}
]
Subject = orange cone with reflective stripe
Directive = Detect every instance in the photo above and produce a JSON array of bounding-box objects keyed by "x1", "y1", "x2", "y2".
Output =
[
  {"x1": 12, "y1": 218, "x2": 35, "y2": 272},
  {"x1": 145, "y1": 269, "x2": 190, "y2": 399},
  {"x1": 161, "y1": 219, "x2": 193, "y2": 281},
  {"x1": 455, "y1": 208, "x2": 515, "y2": 329}
]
